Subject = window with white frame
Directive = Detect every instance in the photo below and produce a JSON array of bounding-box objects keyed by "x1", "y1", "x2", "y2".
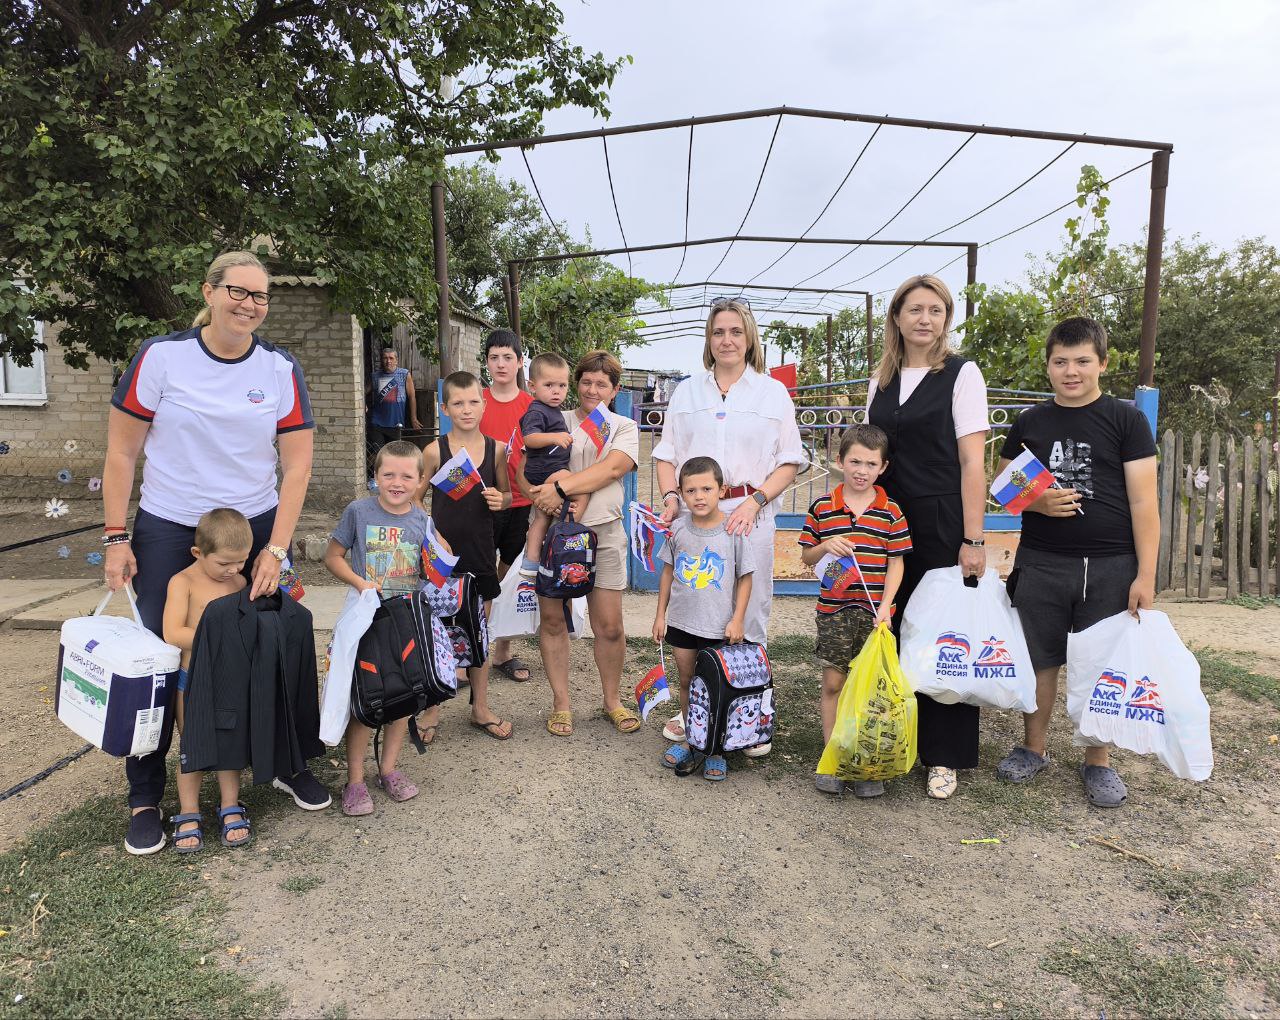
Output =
[{"x1": 0, "y1": 321, "x2": 47, "y2": 404}]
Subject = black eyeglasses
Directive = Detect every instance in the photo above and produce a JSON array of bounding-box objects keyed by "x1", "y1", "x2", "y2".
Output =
[
  {"x1": 710, "y1": 296, "x2": 751, "y2": 311},
  {"x1": 220, "y1": 284, "x2": 270, "y2": 306}
]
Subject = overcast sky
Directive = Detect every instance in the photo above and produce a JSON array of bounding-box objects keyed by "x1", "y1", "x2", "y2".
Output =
[{"x1": 457, "y1": 0, "x2": 1276, "y2": 374}]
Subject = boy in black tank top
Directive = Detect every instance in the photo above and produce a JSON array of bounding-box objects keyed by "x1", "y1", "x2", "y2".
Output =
[{"x1": 418, "y1": 371, "x2": 514, "y2": 741}]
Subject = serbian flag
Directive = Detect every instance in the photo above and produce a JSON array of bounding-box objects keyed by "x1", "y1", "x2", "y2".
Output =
[
  {"x1": 431, "y1": 448, "x2": 483, "y2": 500},
  {"x1": 581, "y1": 405, "x2": 612, "y2": 453},
  {"x1": 990, "y1": 448, "x2": 1056, "y2": 514},
  {"x1": 506, "y1": 426, "x2": 523, "y2": 461},
  {"x1": 420, "y1": 520, "x2": 459, "y2": 588},
  {"x1": 634, "y1": 648, "x2": 672, "y2": 722},
  {"x1": 628, "y1": 501, "x2": 672, "y2": 572}
]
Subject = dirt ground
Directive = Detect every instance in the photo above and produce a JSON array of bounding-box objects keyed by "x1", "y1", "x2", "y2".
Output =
[{"x1": 2, "y1": 590, "x2": 1278, "y2": 1018}]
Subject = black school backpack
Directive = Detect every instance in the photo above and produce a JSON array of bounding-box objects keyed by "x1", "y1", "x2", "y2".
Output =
[
  {"x1": 352, "y1": 592, "x2": 456, "y2": 753},
  {"x1": 536, "y1": 501, "x2": 597, "y2": 601},
  {"x1": 686, "y1": 641, "x2": 776, "y2": 756},
  {"x1": 431, "y1": 572, "x2": 488, "y2": 668}
]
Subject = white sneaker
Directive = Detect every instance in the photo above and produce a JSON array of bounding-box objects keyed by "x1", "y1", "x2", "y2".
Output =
[{"x1": 743, "y1": 741, "x2": 772, "y2": 758}]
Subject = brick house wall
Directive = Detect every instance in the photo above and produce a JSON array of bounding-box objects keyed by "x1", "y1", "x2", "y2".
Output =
[{"x1": 0, "y1": 279, "x2": 484, "y2": 506}]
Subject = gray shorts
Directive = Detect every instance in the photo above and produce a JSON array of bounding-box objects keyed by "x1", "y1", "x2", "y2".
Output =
[{"x1": 1008, "y1": 545, "x2": 1138, "y2": 671}]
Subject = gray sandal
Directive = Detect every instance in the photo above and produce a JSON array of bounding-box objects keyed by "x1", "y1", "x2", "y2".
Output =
[
  {"x1": 996, "y1": 746, "x2": 1049, "y2": 784},
  {"x1": 1080, "y1": 765, "x2": 1128, "y2": 808}
]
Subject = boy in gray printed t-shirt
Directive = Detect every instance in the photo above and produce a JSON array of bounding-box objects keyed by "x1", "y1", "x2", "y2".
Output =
[{"x1": 652, "y1": 456, "x2": 756, "y2": 781}]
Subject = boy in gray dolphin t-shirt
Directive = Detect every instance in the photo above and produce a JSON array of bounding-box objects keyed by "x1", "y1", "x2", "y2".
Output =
[{"x1": 652, "y1": 456, "x2": 755, "y2": 780}]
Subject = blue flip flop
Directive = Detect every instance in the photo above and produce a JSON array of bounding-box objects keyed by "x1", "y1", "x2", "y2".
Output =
[
  {"x1": 703, "y1": 755, "x2": 728, "y2": 782},
  {"x1": 662, "y1": 745, "x2": 694, "y2": 770},
  {"x1": 170, "y1": 812, "x2": 204, "y2": 855},
  {"x1": 218, "y1": 804, "x2": 252, "y2": 849}
]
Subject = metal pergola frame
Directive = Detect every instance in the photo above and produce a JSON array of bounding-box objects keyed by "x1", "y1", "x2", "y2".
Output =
[{"x1": 433, "y1": 105, "x2": 1172, "y2": 383}]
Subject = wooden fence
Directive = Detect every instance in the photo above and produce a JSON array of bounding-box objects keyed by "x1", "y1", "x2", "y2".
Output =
[{"x1": 1157, "y1": 430, "x2": 1280, "y2": 598}]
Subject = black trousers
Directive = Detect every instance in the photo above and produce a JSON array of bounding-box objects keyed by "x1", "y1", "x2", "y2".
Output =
[
  {"x1": 892, "y1": 492, "x2": 981, "y2": 770},
  {"x1": 125, "y1": 506, "x2": 277, "y2": 808}
]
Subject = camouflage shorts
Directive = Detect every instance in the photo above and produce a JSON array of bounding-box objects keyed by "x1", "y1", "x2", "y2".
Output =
[{"x1": 815, "y1": 607, "x2": 876, "y2": 670}]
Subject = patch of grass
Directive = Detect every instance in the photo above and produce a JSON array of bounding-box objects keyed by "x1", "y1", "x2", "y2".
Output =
[
  {"x1": 1196, "y1": 650, "x2": 1280, "y2": 711},
  {"x1": 1140, "y1": 863, "x2": 1261, "y2": 918},
  {"x1": 0, "y1": 795, "x2": 280, "y2": 1018},
  {"x1": 715, "y1": 935, "x2": 792, "y2": 1005},
  {"x1": 280, "y1": 874, "x2": 323, "y2": 894},
  {"x1": 1222, "y1": 592, "x2": 1280, "y2": 610},
  {"x1": 1041, "y1": 932, "x2": 1226, "y2": 1019},
  {"x1": 955, "y1": 756, "x2": 1062, "y2": 830}
]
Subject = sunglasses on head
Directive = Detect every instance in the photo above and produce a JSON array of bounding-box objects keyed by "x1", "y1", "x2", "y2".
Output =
[{"x1": 710, "y1": 296, "x2": 751, "y2": 311}]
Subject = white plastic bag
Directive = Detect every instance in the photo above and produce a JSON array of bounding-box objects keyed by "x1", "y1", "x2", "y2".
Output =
[
  {"x1": 1066, "y1": 609, "x2": 1213, "y2": 781},
  {"x1": 56, "y1": 586, "x2": 181, "y2": 757},
  {"x1": 900, "y1": 566, "x2": 1037, "y2": 712},
  {"x1": 319, "y1": 587, "x2": 380, "y2": 746},
  {"x1": 488, "y1": 567, "x2": 585, "y2": 641}
]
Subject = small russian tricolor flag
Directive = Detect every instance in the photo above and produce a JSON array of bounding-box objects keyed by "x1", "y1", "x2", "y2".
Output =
[
  {"x1": 581, "y1": 405, "x2": 611, "y2": 453},
  {"x1": 990, "y1": 448, "x2": 1056, "y2": 514},
  {"x1": 506, "y1": 426, "x2": 523, "y2": 460},
  {"x1": 420, "y1": 521, "x2": 459, "y2": 588},
  {"x1": 431, "y1": 448, "x2": 484, "y2": 500}
]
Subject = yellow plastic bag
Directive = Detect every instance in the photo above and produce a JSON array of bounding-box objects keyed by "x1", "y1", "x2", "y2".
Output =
[{"x1": 816, "y1": 624, "x2": 918, "y2": 781}]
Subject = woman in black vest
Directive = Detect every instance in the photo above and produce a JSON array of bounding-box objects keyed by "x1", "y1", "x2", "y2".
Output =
[{"x1": 868, "y1": 275, "x2": 990, "y2": 800}]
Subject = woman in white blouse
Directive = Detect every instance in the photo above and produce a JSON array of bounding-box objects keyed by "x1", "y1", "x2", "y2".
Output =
[
  {"x1": 653, "y1": 299, "x2": 806, "y2": 749},
  {"x1": 867, "y1": 274, "x2": 990, "y2": 801}
]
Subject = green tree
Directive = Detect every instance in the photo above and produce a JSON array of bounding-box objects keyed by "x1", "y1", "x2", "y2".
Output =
[
  {"x1": 1087, "y1": 236, "x2": 1280, "y2": 434},
  {"x1": 443, "y1": 162, "x2": 564, "y2": 323},
  {"x1": 520, "y1": 260, "x2": 668, "y2": 372},
  {"x1": 0, "y1": 1, "x2": 626, "y2": 367}
]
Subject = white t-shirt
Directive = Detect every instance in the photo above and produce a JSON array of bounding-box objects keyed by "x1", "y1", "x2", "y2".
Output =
[
  {"x1": 652, "y1": 368, "x2": 808, "y2": 510},
  {"x1": 866, "y1": 360, "x2": 989, "y2": 438},
  {"x1": 112, "y1": 328, "x2": 315, "y2": 525}
]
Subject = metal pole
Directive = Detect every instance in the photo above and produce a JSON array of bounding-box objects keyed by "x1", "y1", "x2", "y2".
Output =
[
  {"x1": 508, "y1": 262, "x2": 521, "y2": 338},
  {"x1": 965, "y1": 244, "x2": 978, "y2": 323},
  {"x1": 825, "y1": 314, "x2": 833, "y2": 383},
  {"x1": 443, "y1": 105, "x2": 1173, "y2": 157},
  {"x1": 1137, "y1": 150, "x2": 1170, "y2": 388},
  {"x1": 500, "y1": 275, "x2": 513, "y2": 329},
  {"x1": 517, "y1": 234, "x2": 976, "y2": 266},
  {"x1": 865, "y1": 293, "x2": 874, "y2": 375},
  {"x1": 431, "y1": 181, "x2": 453, "y2": 376}
]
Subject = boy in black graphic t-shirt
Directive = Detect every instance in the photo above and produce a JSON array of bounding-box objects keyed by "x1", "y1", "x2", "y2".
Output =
[{"x1": 994, "y1": 317, "x2": 1158, "y2": 808}]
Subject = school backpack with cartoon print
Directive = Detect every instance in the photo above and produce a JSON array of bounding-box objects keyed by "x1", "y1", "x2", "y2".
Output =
[
  {"x1": 436, "y1": 572, "x2": 489, "y2": 669},
  {"x1": 536, "y1": 501, "x2": 597, "y2": 602},
  {"x1": 686, "y1": 641, "x2": 776, "y2": 756}
]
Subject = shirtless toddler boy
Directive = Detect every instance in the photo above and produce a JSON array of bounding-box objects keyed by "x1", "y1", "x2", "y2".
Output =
[{"x1": 162, "y1": 508, "x2": 253, "y2": 851}]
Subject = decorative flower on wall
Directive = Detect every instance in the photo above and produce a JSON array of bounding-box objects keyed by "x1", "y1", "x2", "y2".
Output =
[
  {"x1": 44, "y1": 498, "x2": 68, "y2": 519},
  {"x1": 57, "y1": 469, "x2": 72, "y2": 484}
]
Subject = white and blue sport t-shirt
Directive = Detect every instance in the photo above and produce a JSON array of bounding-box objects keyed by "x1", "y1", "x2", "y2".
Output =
[{"x1": 112, "y1": 328, "x2": 315, "y2": 526}]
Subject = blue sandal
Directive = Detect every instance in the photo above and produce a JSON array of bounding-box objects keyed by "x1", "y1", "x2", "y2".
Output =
[
  {"x1": 218, "y1": 804, "x2": 252, "y2": 848},
  {"x1": 663, "y1": 745, "x2": 694, "y2": 769},
  {"x1": 170, "y1": 812, "x2": 204, "y2": 855},
  {"x1": 703, "y1": 755, "x2": 728, "y2": 782}
]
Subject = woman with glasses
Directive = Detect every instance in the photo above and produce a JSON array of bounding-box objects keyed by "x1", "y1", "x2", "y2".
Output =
[
  {"x1": 652, "y1": 298, "x2": 807, "y2": 752},
  {"x1": 868, "y1": 274, "x2": 990, "y2": 801},
  {"x1": 101, "y1": 250, "x2": 326, "y2": 857}
]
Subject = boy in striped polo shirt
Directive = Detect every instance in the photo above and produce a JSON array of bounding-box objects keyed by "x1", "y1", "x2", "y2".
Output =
[{"x1": 799, "y1": 424, "x2": 911, "y2": 798}]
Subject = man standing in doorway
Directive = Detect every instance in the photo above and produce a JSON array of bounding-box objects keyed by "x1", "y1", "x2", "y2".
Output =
[
  {"x1": 367, "y1": 347, "x2": 422, "y2": 469},
  {"x1": 480, "y1": 329, "x2": 534, "y2": 683}
]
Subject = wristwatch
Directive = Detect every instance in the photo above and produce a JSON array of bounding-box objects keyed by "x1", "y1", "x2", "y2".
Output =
[
  {"x1": 962, "y1": 537, "x2": 986, "y2": 547},
  {"x1": 751, "y1": 490, "x2": 769, "y2": 508},
  {"x1": 266, "y1": 544, "x2": 288, "y2": 561}
]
